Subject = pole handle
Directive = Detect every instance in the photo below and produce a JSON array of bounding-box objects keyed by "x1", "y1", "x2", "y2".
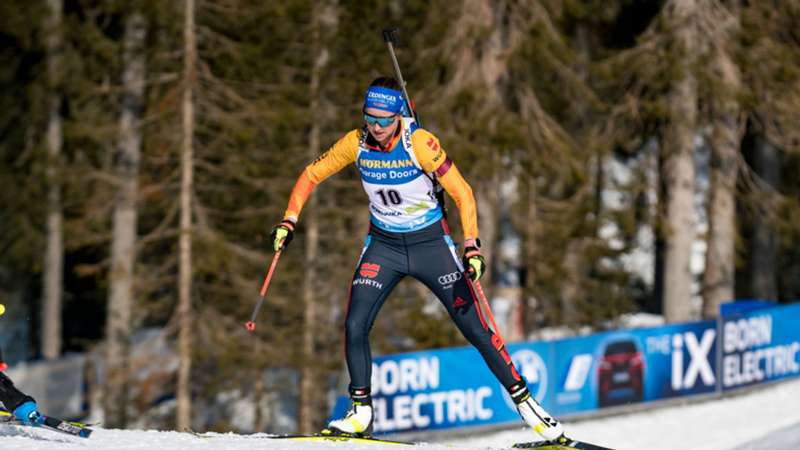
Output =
[
  {"x1": 381, "y1": 27, "x2": 419, "y2": 125},
  {"x1": 382, "y1": 27, "x2": 399, "y2": 45}
]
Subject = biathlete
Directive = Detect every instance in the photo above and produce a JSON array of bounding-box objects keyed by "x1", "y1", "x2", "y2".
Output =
[
  {"x1": 270, "y1": 77, "x2": 565, "y2": 444},
  {"x1": 0, "y1": 305, "x2": 44, "y2": 426}
]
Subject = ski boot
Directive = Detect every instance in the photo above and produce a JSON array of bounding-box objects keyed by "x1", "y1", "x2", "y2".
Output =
[
  {"x1": 1, "y1": 372, "x2": 40, "y2": 425},
  {"x1": 323, "y1": 386, "x2": 373, "y2": 437},
  {"x1": 13, "y1": 400, "x2": 44, "y2": 426},
  {"x1": 510, "y1": 381, "x2": 565, "y2": 443}
]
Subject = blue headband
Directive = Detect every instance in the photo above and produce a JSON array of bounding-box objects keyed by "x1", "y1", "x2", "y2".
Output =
[{"x1": 364, "y1": 86, "x2": 405, "y2": 115}]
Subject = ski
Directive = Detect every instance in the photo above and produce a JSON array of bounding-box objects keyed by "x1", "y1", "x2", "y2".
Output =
[
  {"x1": 190, "y1": 428, "x2": 615, "y2": 449},
  {"x1": 512, "y1": 437, "x2": 615, "y2": 450},
  {"x1": 272, "y1": 434, "x2": 414, "y2": 446},
  {"x1": 0, "y1": 409, "x2": 93, "y2": 438},
  {"x1": 258, "y1": 427, "x2": 415, "y2": 446},
  {"x1": 190, "y1": 428, "x2": 415, "y2": 446}
]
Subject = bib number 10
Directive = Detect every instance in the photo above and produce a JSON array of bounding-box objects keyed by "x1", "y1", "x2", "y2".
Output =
[{"x1": 376, "y1": 189, "x2": 402, "y2": 206}]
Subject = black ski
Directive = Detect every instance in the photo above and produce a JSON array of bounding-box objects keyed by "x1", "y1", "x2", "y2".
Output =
[
  {"x1": 512, "y1": 437, "x2": 615, "y2": 450},
  {"x1": 0, "y1": 409, "x2": 93, "y2": 438}
]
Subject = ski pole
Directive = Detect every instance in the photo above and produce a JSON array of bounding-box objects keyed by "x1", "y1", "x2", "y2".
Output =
[
  {"x1": 245, "y1": 250, "x2": 282, "y2": 332},
  {"x1": 471, "y1": 278, "x2": 508, "y2": 346},
  {"x1": 382, "y1": 27, "x2": 420, "y2": 125}
]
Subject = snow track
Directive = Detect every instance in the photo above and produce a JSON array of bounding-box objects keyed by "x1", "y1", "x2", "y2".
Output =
[{"x1": 2, "y1": 377, "x2": 799, "y2": 450}]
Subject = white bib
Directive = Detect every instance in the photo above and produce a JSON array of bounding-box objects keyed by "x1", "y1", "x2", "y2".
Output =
[{"x1": 356, "y1": 119, "x2": 443, "y2": 232}]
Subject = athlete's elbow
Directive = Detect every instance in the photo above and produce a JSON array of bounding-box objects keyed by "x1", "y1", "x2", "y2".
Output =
[
  {"x1": 464, "y1": 183, "x2": 475, "y2": 201},
  {"x1": 459, "y1": 184, "x2": 475, "y2": 207}
]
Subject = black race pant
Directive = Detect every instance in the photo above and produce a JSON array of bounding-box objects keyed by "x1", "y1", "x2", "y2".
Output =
[
  {"x1": 0, "y1": 371, "x2": 33, "y2": 412},
  {"x1": 345, "y1": 220, "x2": 522, "y2": 393}
]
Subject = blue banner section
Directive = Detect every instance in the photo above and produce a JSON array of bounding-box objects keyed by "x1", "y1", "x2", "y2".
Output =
[
  {"x1": 330, "y1": 301, "x2": 800, "y2": 434},
  {"x1": 720, "y1": 303, "x2": 800, "y2": 390},
  {"x1": 331, "y1": 346, "x2": 532, "y2": 433},
  {"x1": 548, "y1": 321, "x2": 717, "y2": 415}
]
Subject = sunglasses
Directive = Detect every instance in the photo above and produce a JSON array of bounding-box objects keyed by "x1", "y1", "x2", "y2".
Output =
[{"x1": 363, "y1": 113, "x2": 397, "y2": 128}]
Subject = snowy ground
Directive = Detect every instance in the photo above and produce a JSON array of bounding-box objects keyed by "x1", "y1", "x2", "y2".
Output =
[{"x1": 2, "y1": 377, "x2": 799, "y2": 450}]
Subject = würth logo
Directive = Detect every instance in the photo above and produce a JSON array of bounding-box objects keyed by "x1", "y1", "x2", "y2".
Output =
[
  {"x1": 453, "y1": 296, "x2": 469, "y2": 308},
  {"x1": 359, "y1": 263, "x2": 380, "y2": 278},
  {"x1": 352, "y1": 278, "x2": 383, "y2": 290}
]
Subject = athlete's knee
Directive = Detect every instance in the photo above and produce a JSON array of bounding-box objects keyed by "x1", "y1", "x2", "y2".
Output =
[
  {"x1": 451, "y1": 312, "x2": 489, "y2": 344},
  {"x1": 344, "y1": 316, "x2": 369, "y2": 347},
  {"x1": 456, "y1": 323, "x2": 483, "y2": 346}
]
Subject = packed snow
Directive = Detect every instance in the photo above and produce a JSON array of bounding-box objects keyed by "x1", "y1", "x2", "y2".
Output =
[{"x1": 1, "y1": 377, "x2": 799, "y2": 450}]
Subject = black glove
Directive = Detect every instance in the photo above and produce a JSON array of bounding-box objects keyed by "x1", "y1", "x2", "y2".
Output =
[
  {"x1": 270, "y1": 219, "x2": 295, "y2": 251},
  {"x1": 462, "y1": 245, "x2": 486, "y2": 281}
]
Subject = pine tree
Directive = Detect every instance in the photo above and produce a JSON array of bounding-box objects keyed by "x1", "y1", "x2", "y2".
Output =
[
  {"x1": 702, "y1": 1, "x2": 741, "y2": 318},
  {"x1": 659, "y1": 0, "x2": 700, "y2": 323},
  {"x1": 735, "y1": 1, "x2": 800, "y2": 302},
  {"x1": 42, "y1": 0, "x2": 65, "y2": 360},
  {"x1": 176, "y1": 0, "x2": 196, "y2": 431},
  {"x1": 0, "y1": 2, "x2": 49, "y2": 358},
  {"x1": 105, "y1": 6, "x2": 148, "y2": 429},
  {"x1": 298, "y1": 0, "x2": 338, "y2": 434}
]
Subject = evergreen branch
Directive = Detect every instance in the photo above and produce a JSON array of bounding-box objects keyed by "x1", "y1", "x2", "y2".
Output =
[
  {"x1": 196, "y1": 24, "x2": 243, "y2": 60},
  {"x1": 138, "y1": 199, "x2": 181, "y2": 248},
  {"x1": 194, "y1": 201, "x2": 268, "y2": 266},
  {"x1": 135, "y1": 257, "x2": 178, "y2": 294}
]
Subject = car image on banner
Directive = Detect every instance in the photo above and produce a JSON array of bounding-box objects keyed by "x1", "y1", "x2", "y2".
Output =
[{"x1": 597, "y1": 338, "x2": 645, "y2": 407}]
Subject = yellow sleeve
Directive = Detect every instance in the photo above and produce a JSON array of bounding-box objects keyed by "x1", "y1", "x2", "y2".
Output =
[
  {"x1": 411, "y1": 129, "x2": 479, "y2": 240},
  {"x1": 305, "y1": 129, "x2": 360, "y2": 184},
  {"x1": 438, "y1": 164, "x2": 479, "y2": 240},
  {"x1": 410, "y1": 128, "x2": 448, "y2": 174},
  {"x1": 283, "y1": 130, "x2": 359, "y2": 222}
]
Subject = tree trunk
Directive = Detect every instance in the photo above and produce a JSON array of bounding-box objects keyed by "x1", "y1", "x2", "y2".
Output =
[
  {"x1": 476, "y1": 176, "x2": 502, "y2": 336},
  {"x1": 521, "y1": 173, "x2": 538, "y2": 334},
  {"x1": 475, "y1": 179, "x2": 497, "y2": 287},
  {"x1": 298, "y1": 1, "x2": 336, "y2": 433},
  {"x1": 253, "y1": 371, "x2": 265, "y2": 431},
  {"x1": 561, "y1": 240, "x2": 584, "y2": 326},
  {"x1": 299, "y1": 199, "x2": 318, "y2": 434},
  {"x1": 497, "y1": 166, "x2": 524, "y2": 342},
  {"x1": 298, "y1": 63, "x2": 320, "y2": 436},
  {"x1": 177, "y1": 0, "x2": 196, "y2": 431},
  {"x1": 749, "y1": 133, "x2": 779, "y2": 300},
  {"x1": 661, "y1": 0, "x2": 698, "y2": 323},
  {"x1": 42, "y1": 0, "x2": 63, "y2": 361},
  {"x1": 702, "y1": 37, "x2": 740, "y2": 319},
  {"x1": 104, "y1": 11, "x2": 147, "y2": 429}
]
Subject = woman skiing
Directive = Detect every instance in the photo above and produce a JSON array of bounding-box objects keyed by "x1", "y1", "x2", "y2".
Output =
[{"x1": 270, "y1": 77, "x2": 565, "y2": 444}]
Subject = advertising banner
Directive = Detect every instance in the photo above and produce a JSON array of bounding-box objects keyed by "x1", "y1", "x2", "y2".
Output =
[
  {"x1": 720, "y1": 303, "x2": 800, "y2": 391},
  {"x1": 330, "y1": 302, "x2": 798, "y2": 435},
  {"x1": 541, "y1": 321, "x2": 718, "y2": 415},
  {"x1": 331, "y1": 342, "x2": 551, "y2": 433}
]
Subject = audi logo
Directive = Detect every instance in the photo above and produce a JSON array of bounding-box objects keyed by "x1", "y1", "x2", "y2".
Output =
[{"x1": 438, "y1": 272, "x2": 462, "y2": 285}]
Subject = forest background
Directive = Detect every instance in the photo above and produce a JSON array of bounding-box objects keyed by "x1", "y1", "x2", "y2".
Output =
[{"x1": 0, "y1": 0, "x2": 798, "y2": 435}]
